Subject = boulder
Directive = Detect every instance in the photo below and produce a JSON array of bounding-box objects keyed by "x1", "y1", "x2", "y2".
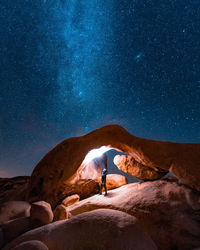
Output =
[
  {"x1": 28, "y1": 125, "x2": 200, "y2": 207},
  {"x1": 0, "y1": 201, "x2": 30, "y2": 224},
  {"x1": 3, "y1": 209, "x2": 157, "y2": 250},
  {"x1": 12, "y1": 240, "x2": 48, "y2": 250},
  {"x1": 67, "y1": 180, "x2": 200, "y2": 250},
  {"x1": 53, "y1": 205, "x2": 70, "y2": 221},
  {"x1": 30, "y1": 201, "x2": 53, "y2": 226},
  {"x1": 97, "y1": 174, "x2": 128, "y2": 190},
  {"x1": 114, "y1": 155, "x2": 168, "y2": 180},
  {"x1": 61, "y1": 194, "x2": 80, "y2": 207},
  {"x1": 0, "y1": 217, "x2": 31, "y2": 246}
]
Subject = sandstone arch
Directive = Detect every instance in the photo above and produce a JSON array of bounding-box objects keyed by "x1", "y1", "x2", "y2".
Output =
[{"x1": 28, "y1": 125, "x2": 200, "y2": 207}]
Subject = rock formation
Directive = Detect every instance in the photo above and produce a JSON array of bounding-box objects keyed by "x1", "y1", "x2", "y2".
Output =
[
  {"x1": 11, "y1": 240, "x2": 48, "y2": 250},
  {"x1": 114, "y1": 155, "x2": 168, "y2": 180},
  {"x1": 66, "y1": 180, "x2": 200, "y2": 250},
  {"x1": 28, "y1": 125, "x2": 200, "y2": 207},
  {"x1": 61, "y1": 194, "x2": 80, "y2": 207},
  {"x1": 0, "y1": 177, "x2": 30, "y2": 204},
  {"x1": 0, "y1": 228, "x2": 3, "y2": 248},
  {"x1": 30, "y1": 201, "x2": 53, "y2": 227},
  {"x1": 0, "y1": 217, "x2": 31, "y2": 246},
  {"x1": 53, "y1": 205, "x2": 70, "y2": 221},
  {"x1": 3, "y1": 209, "x2": 157, "y2": 250},
  {"x1": 0, "y1": 201, "x2": 30, "y2": 224}
]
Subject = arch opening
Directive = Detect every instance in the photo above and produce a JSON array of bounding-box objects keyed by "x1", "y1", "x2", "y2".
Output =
[
  {"x1": 80, "y1": 146, "x2": 141, "y2": 183},
  {"x1": 82, "y1": 146, "x2": 112, "y2": 165}
]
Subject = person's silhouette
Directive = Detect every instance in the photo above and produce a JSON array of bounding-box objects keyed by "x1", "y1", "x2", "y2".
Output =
[{"x1": 99, "y1": 153, "x2": 108, "y2": 196}]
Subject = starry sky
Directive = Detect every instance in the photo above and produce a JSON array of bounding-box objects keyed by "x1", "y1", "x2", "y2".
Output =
[{"x1": 0, "y1": 0, "x2": 200, "y2": 177}]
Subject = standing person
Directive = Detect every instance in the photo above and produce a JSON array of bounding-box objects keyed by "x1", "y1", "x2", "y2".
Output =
[{"x1": 99, "y1": 153, "x2": 108, "y2": 196}]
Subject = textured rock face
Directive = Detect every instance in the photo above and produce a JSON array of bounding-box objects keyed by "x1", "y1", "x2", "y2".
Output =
[
  {"x1": 53, "y1": 205, "x2": 69, "y2": 221},
  {"x1": 4, "y1": 209, "x2": 157, "y2": 250},
  {"x1": 0, "y1": 228, "x2": 3, "y2": 248},
  {"x1": 60, "y1": 179, "x2": 99, "y2": 202},
  {"x1": 114, "y1": 155, "x2": 168, "y2": 180},
  {"x1": 0, "y1": 201, "x2": 30, "y2": 224},
  {"x1": 30, "y1": 201, "x2": 53, "y2": 226},
  {"x1": 12, "y1": 240, "x2": 48, "y2": 250},
  {"x1": 0, "y1": 177, "x2": 30, "y2": 204},
  {"x1": 67, "y1": 180, "x2": 200, "y2": 250},
  {"x1": 28, "y1": 125, "x2": 200, "y2": 207},
  {"x1": 61, "y1": 194, "x2": 80, "y2": 207},
  {"x1": 97, "y1": 174, "x2": 128, "y2": 190},
  {"x1": 0, "y1": 217, "x2": 31, "y2": 247}
]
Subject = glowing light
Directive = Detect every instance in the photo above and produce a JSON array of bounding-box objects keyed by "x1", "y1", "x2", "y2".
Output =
[
  {"x1": 135, "y1": 52, "x2": 144, "y2": 61},
  {"x1": 83, "y1": 146, "x2": 112, "y2": 165}
]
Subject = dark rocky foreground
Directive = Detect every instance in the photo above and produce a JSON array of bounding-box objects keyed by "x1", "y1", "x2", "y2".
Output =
[{"x1": 0, "y1": 176, "x2": 30, "y2": 205}]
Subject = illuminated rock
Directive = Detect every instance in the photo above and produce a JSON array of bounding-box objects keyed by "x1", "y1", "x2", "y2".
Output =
[
  {"x1": 61, "y1": 194, "x2": 80, "y2": 207},
  {"x1": 114, "y1": 155, "x2": 168, "y2": 180},
  {"x1": 60, "y1": 179, "x2": 99, "y2": 201},
  {"x1": 97, "y1": 174, "x2": 128, "y2": 190},
  {"x1": 67, "y1": 180, "x2": 200, "y2": 250},
  {"x1": 4, "y1": 209, "x2": 157, "y2": 250},
  {"x1": 53, "y1": 204, "x2": 69, "y2": 221},
  {"x1": 28, "y1": 125, "x2": 200, "y2": 207}
]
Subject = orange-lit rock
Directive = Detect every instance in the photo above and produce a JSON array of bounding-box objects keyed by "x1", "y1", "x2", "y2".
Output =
[
  {"x1": 53, "y1": 204, "x2": 69, "y2": 221},
  {"x1": 114, "y1": 155, "x2": 168, "y2": 180},
  {"x1": 28, "y1": 125, "x2": 200, "y2": 207},
  {"x1": 61, "y1": 194, "x2": 80, "y2": 207},
  {"x1": 97, "y1": 174, "x2": 128, "y2": 190}
]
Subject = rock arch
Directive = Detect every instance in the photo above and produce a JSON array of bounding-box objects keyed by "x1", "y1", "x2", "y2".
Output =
[{"x1": 28, "y1": 125, "x2": 200, "y2": 207}]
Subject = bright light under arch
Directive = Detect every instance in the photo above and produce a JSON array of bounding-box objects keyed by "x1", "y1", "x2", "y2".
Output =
[{"x1": 83, "y1": 146, "x2": 112, "y2": 165}]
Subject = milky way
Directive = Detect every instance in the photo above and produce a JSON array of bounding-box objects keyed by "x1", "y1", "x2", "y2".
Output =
[{"x1": 0, "y1": 0, "x2": 199, "y2": 176}]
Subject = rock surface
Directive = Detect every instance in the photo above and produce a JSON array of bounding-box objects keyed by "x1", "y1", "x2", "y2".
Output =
[
  {"x1": 66, "y1": 180, "x2": 200, "y2": 250},
  {"x1": 97, "y1": 174, "x2": 128, "y2": 190},
  {"x1": 28, "y1": 125, "x2": 200, "y2": 207},
  {"x1": 0, "y1": 176, "x2": 30, "y2": 204},
  {"x1": 61, "y1": 194, "x2": 80, "y2": 207},
  {"x1": 62, "y1": 179, "x2": 99, "y2": 201},
  {"x1": 12, "y1": 240, "x2": 48, "y2": 250},
  {"x1": 0, "y1": 228, "x2": 3, "y2": 248},
  {"x1": 0, "y1": 217, "x2": 31, "y2": 247},
  {"x1": 114, "y1": 154, "x2": 168, "y2": 180},
  {"x1": 53, "y1": 205, "x2": 69, "y2": 221},
  {"x1": 3, "y1": 209, "x2": 157, "y2": 250},
  {"x1": 30, "y1": 201, "x2": 53, "y2": 226},
  {"x1": 0, "y1": 201, "x2": 30, "y2": 224}
]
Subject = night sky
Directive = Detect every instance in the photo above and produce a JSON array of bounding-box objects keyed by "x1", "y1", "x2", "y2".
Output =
[{"x1": 0, "y1": 0, "x2": 199, "y2": 177}]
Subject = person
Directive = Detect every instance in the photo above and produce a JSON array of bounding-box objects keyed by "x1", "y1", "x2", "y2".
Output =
[{"x1": 99, "y1": 153, "x2": 108, "y2": 196}]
